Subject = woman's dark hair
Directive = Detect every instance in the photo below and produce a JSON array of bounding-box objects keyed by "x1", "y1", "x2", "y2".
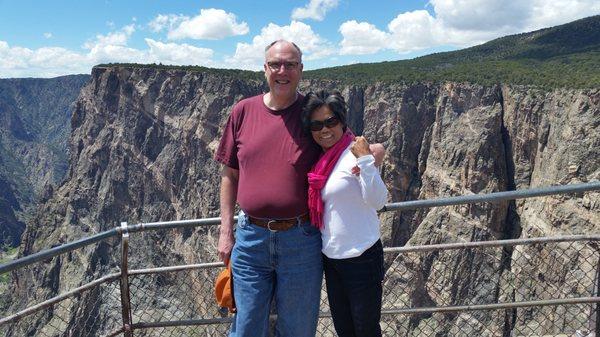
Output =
[{"x1": 302, "y1": 90, "x2": 348, "y2": 134}]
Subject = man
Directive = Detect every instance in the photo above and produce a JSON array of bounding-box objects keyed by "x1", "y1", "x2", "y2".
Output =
[{"x1": 215, "y1": 40, "x2": 323, "y2": 337}]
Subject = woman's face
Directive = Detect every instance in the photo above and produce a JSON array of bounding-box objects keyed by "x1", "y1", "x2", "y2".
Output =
[{"x1": 309, "y1": 105, "x2": 344, "y2": 151}]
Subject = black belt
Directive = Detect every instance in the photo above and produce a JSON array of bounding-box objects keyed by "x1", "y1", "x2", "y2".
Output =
[{"x1": 248, "y1": 213, "x2": 310, "y2": 231}]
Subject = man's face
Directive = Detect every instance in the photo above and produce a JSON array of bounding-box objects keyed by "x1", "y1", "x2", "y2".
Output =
[{"x1": 264, "y1": 42, "x2": 303, "y2": 99}]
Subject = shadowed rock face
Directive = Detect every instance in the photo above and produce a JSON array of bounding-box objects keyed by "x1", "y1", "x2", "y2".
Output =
[
  {"x1": 0, "y1": 75, "x2": 89, "y2": 247},
  {"x1": 5, "y1": 67, "x2": 599, "y2": 336},
  {"x1": 0, "y1": 176, "x2": 24, "y2": 247}
]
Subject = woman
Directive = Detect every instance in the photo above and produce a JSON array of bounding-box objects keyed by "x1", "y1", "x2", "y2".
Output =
[{"x1": 303, "y1": 90, "x2": 388, "y2": 337}]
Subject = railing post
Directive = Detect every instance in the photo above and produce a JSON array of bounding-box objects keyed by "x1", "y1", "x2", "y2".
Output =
[
  {"x1": 120, "y1": 222, "x2": 133, "y2": 337},
  {"x1": 595, "y1": 250, "x2": 600, "y2": 335}
]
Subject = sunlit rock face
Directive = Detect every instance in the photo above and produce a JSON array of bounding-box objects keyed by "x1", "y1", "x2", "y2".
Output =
[{"x1": 6, "y1": 66, "x2": 598, "y2": 336}]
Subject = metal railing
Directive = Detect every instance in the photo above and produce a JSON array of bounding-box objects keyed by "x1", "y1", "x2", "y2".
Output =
[{"x1": 0, "y1": 181, "x2": 598, "y2": 336}]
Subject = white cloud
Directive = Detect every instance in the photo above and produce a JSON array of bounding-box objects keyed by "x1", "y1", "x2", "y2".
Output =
[
  {"x1": 0, "y1": 24, "x2": 218, "y2": 78},
  {"x1": 430, "y1": 0, "x2": 531, "y2": 31},
  {"x1": 0, "y1": 41, "x2": 90, "y2": 77},
  {"x1": 83, "y1": 24, "x2": 136, "y2": 49},
  {"x1": 527, "y1": 0, "x2": 600, "y2": 30},
  {"x1": 291, "y1": 0, "x2": 339, "y2": 21},
  {"x1": 148, "y1": 14, "x2": 187, "y2": 33},
  {"x1": 144, "y1": 39, "x2": 214, "y2": 66},
  {"x1": 338, "y1": 11, "x2": 448, "y2": 55},
  {"x1": 80, "y1": 24, "x2": 146, "y2": 64},
  {"x1": 338, "y1": 0, "x2": 600, "y2": 56},
  {"x1": 305, "y1": 45, "x2": 336, "y2": 61},
  {"x1": 168, "y1": 8, "x2": 249, "y2": 40},
  {"x1": 226, "y1": 21, "x2": 333, "y2": 70},
  {"x1": 387, "y1": 10, "x2": 441, "y2": 52},
  {"x1": 4, "y1": 1, "x2": 599, "y2": 78},
  {"x1": 429, "y1": 0, "x2": 600, "y2": 46},
  {"x1": 0, "y1": 41, "x2": 33, "y2": 69},
  {"x1": 28, "y1": 47, "x2": 87, "y2": 67},
  {"x1": 339, "y1": 21, "x2": 387, "y2": 55},
  {"x1": 88, "y1": 45, "x2": 146, "y2": 64}
]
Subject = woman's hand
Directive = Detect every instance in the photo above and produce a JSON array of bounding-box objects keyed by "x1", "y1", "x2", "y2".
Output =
[
  {"x1": 351, "y1": 136, "x2": 371, "y2": 158},
  {"x1": 351, "y1": 137, "x2": 386, "y2": 175}
]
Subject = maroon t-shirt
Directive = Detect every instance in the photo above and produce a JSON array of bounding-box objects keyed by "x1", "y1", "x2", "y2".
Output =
[{"x1": 215, "y1": 94, "x2": 320, "y2": 218}]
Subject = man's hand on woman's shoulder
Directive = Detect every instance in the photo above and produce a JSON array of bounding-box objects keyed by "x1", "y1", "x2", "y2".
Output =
[{"x1": 369, "y1": 143, "x2": 385, "y2": 167}]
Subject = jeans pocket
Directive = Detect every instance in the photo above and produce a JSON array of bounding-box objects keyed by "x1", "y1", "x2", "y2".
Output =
[
  {"x1": 299, "y1": 223, "x2": 320, "y2": 236},
  {"x1": 236, "y1": 211, "x2": 248, "y2": 230}
]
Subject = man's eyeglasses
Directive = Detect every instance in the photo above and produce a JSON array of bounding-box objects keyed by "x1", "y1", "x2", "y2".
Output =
[
  {"x1": 267, "y1": 61, "x2": 300, "y2": 71},
  {"x1": 309, "y1": 116, "x2": 340, "y2": 131}
]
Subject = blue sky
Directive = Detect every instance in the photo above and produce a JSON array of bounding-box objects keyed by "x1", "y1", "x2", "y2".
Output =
[{"x1": 1, "y1": 0, "x2": 598, "y2": 78}]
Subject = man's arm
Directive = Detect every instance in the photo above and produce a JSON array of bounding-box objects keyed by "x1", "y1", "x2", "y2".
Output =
[{"x1": 218, "y1": 166, "x2": 239, "y2": 263}]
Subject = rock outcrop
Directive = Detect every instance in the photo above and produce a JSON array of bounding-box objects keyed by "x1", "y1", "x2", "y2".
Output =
[{"x1": 0, "y1": 75, "x2": 89, "y2": 247}]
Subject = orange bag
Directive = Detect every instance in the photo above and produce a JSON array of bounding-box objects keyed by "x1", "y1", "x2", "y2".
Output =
[{"x1": 215, "y1": 261, "x2": 236, "y2": 313}]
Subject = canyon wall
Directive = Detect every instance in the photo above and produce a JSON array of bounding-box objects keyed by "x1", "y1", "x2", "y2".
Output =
[{"x1": 4, "y1": 67, "x2": 598, "y2": 336}]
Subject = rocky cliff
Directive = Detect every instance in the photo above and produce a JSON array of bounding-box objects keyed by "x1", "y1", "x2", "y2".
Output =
[
  {"x1": 5, "y1": 66, "x2": 599, "y2": 336},
  {"x1": 0, "y1": 75, "x2": 89, "y2": 247}
]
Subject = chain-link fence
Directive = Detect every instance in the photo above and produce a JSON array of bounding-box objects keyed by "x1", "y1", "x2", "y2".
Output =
[
  {"x1": 1, "y1": 182, "x2": 599, "y2": 336},
  {"x1": 3, "y1": 236, "x2": 597, "y2": 336},
  {"x1": 0, "y1": 271, "x2": 123, "y2": 336},
  {"x1": 124, "y1": 237, "x2": 600, "y2": 337}
]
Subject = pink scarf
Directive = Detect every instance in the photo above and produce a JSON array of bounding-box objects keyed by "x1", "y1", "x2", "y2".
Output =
[{"x1": 308, "y1": 130, "x2": 354, "y2": 229}]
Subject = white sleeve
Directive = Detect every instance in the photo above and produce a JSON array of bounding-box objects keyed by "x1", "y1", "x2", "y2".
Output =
[{"x1": 356, "y1": 154, "x2": 388, "y2": 210}]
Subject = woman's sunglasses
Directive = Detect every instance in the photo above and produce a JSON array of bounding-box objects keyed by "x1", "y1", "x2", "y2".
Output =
[{"x1": 309, "y1": 116, "x2": 340, "y2": 131}]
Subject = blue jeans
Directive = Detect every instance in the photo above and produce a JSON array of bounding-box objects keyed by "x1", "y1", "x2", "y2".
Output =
[
  {"x1": 230, "y1": 212, "x2": 323, "y2": 337},
  {"x1": 323, "y1": 240, "x2": 384, "y2": 337}
]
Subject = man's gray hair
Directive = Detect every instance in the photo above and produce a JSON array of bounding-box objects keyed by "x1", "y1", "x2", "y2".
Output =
[{"x1": 264, "y1": 40, "x2": 303, "y2": 61}]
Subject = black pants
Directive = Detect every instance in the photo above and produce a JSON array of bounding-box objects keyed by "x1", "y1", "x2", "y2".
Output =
[{"x1": 323, "y1": 240, "x2": 384, "y2": 337}]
